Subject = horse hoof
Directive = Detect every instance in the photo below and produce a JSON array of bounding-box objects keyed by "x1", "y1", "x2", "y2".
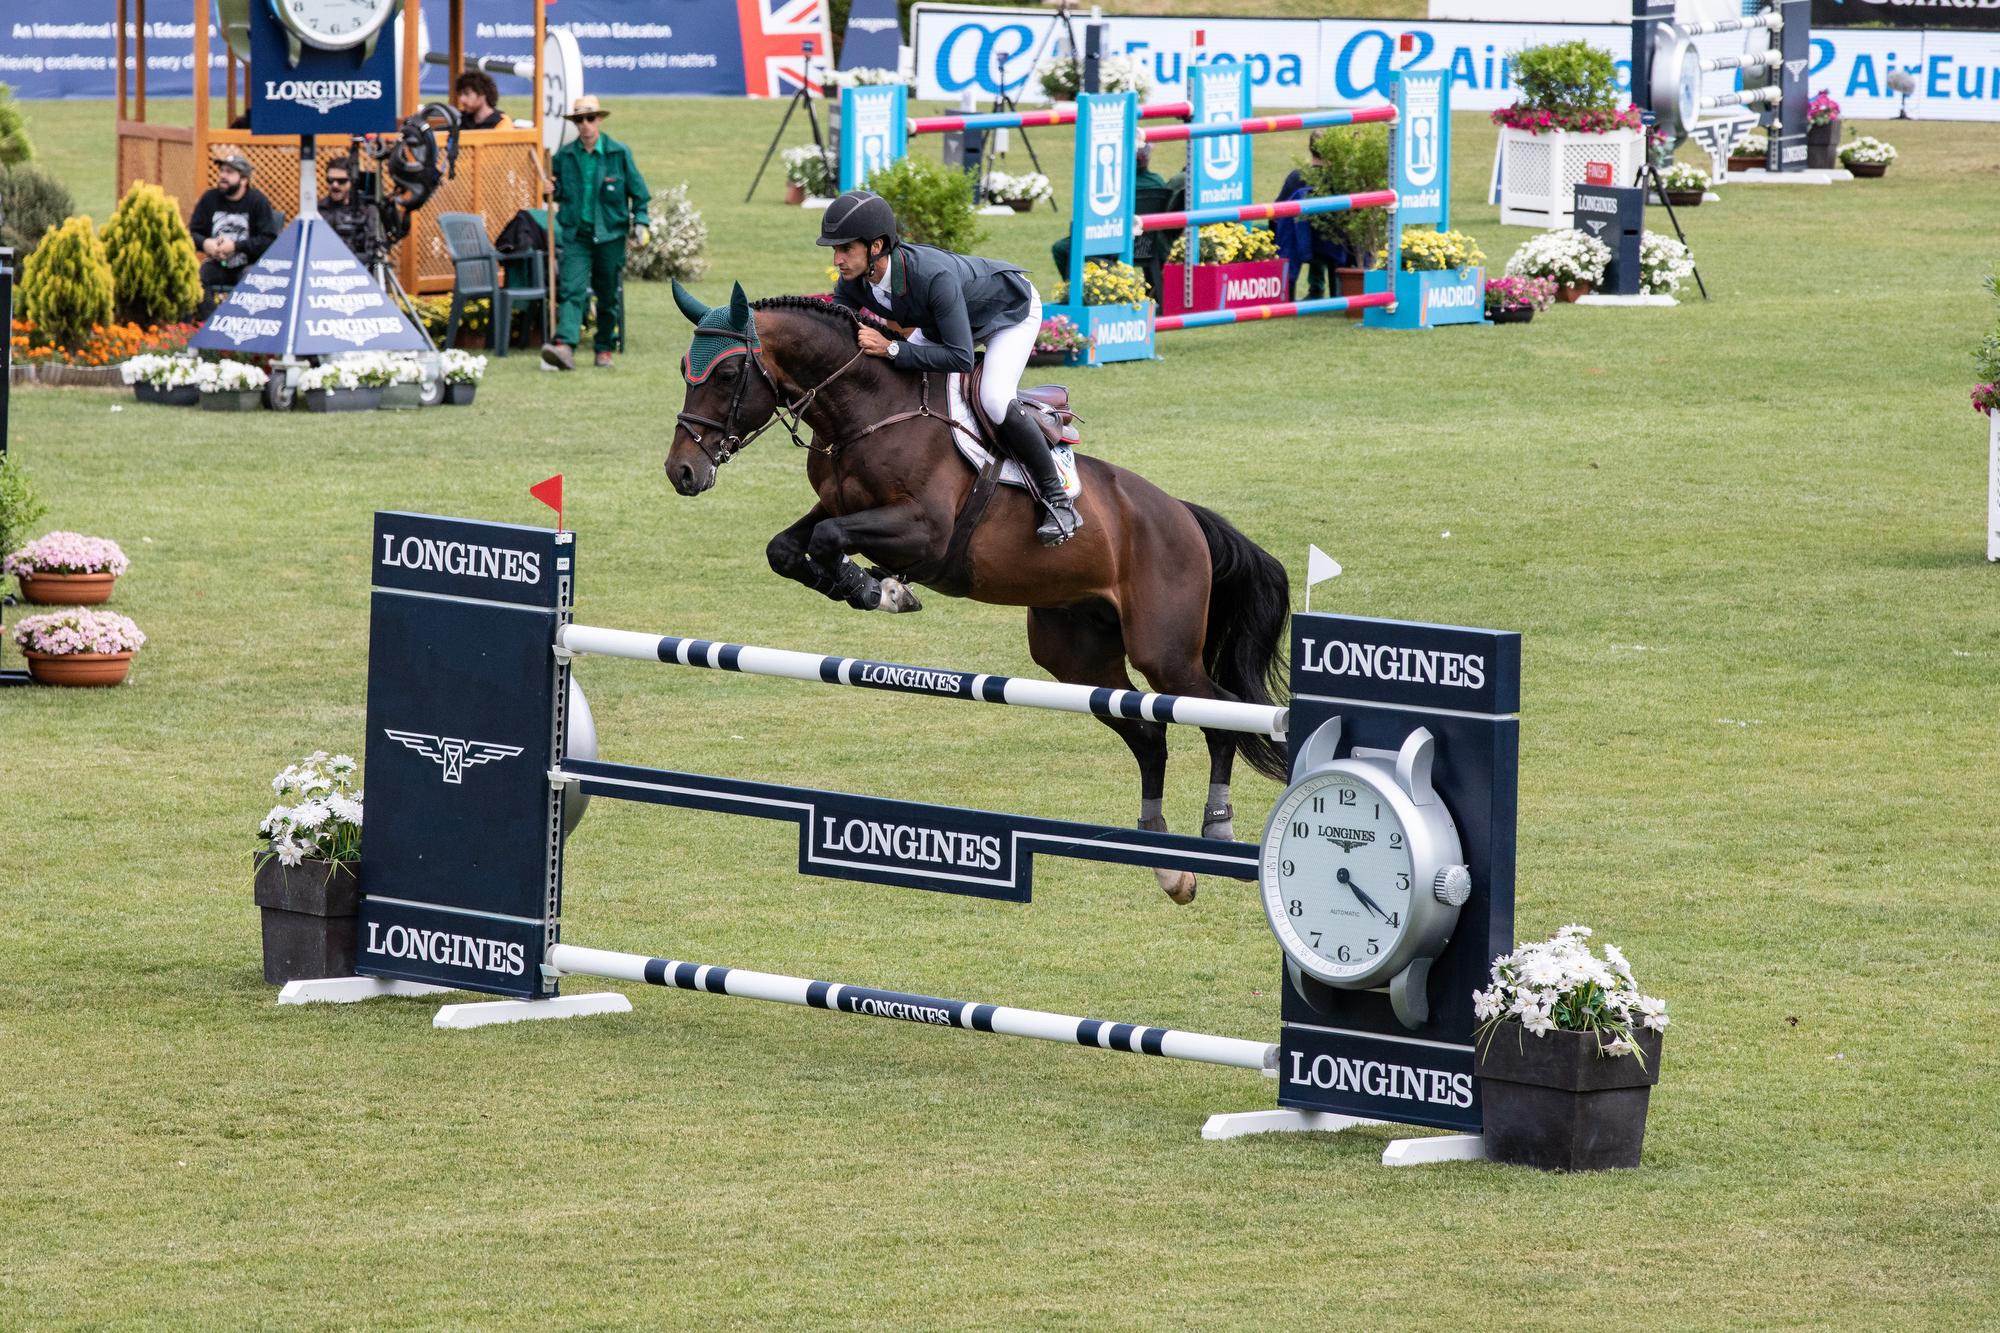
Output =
[
  {"x1": 878, "y1": 577, "x2": 922, "y2": 613},
  {"x1": 1157, "y1": 870, "x2": 1197, "y2": 905}
]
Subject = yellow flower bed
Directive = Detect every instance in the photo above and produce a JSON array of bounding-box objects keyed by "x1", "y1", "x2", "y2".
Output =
[
  {"x1": 1383, "y1": 228, "x2": 1486, "y2": 273},
  {"x1": 1165, "y1": 222, "x2": 1279, "y2": 266},
  {"x1": 1053, "y1": 259, "x2": 1150, "y2": 307}
]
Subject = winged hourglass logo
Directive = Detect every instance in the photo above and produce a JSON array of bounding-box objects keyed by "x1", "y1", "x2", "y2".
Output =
[{"x1": 384, "y1": 730, "x2": 525, "y2": 784}]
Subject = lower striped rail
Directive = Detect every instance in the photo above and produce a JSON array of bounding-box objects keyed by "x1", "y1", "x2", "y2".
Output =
[
  {"x1": 557, "y1": 625, "x2": 1289, "y2": 739},
  {"x1": 1157, "y1": 290, "x2": 1396, "y2": 331},
  {"x1": 547, "y1": 944, "x2": 1278, "y2": 1072}
]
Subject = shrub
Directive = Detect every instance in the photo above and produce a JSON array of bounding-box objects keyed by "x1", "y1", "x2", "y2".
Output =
[
  {"x1": 863, "y1": 154, "x2": 986, "y2": 253},
  {"x1": 0, "y1": 456, "x2": 48, "y2": 588},
  {"x1": 628, "y1": 183, "x2": 708, "y2": 283},
  {"x1": 102, "y1": 182, "x2": 202, "y2": 326},
  {"x1": 1971, "y1": 272, "x2": 2000, "y2": 416},
  {"x1": 1301, "y1": 124, "x2": 1390, "y2": 265},
  {"x1": 0, "y1": 163, "x2": 76, "y2": 260},
  {"x1": 0, "y1": 82, "x2": 30, "y2": 166},
  {"x1": 18, "y1": 215, "x2": 115, "y2": 350},
  {"x1": 1509, "y1": 40, "x2": 1621, "y2": 116}
]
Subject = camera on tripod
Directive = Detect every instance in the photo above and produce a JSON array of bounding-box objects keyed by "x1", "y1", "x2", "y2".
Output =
[{"x1": 333, "y1": 101, "x2": 463, "y2": 267}]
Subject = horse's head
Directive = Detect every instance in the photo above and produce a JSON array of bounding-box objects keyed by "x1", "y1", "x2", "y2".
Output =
[{"x1": 668, "y1": 280, "x2": 780, "y2": 496}]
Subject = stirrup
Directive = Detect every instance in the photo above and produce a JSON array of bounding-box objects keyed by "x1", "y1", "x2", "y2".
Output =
[{"x1": 1035, "y1": 495, "x2": 1081, "y2": 546}]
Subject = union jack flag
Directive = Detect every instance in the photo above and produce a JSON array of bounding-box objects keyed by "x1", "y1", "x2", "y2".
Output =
[{"x1": 735, "y1": 0, "x2": 831, "y2": 97}]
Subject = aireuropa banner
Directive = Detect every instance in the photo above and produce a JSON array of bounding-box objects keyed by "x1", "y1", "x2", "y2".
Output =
[
  {"x1": 1, "y1": 0, "x2": 827, "y2": 101},
  {"x1": 910, "y1": 3, "x2": 2000, "y2": 121}
]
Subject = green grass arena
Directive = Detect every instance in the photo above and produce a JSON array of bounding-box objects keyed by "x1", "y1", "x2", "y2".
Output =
[{"x1": 4, "y1": 92, "x2": 1998, "y2": 1326}]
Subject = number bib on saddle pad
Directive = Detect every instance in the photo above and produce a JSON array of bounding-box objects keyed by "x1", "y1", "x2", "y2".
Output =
[{"x1": 944, "y1": 375, "x2": 1083, "y2": 500}]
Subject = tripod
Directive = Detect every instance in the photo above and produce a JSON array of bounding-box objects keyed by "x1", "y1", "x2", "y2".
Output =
[
  {"x1": 1634, "y1": 117, "x2": 1708, "y2": 302},
  {"x1": 973, "y1": 3, "x2": 1081, "y2": 213},
  {"x1": 745, "y1": 41, "x2": 833, "y2": 203}
]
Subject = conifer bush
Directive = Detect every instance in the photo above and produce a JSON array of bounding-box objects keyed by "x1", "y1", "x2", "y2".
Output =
[
  {"x1": 0, "y1": 82, "x2": 30, "y2": 166},
  {"x1": 19, "y1": 215, "x2": 115, "y2": 350},
  {"x1": 102, "y1": 182, "x2": 201, "y2": 324},
  {"x1": 0, "y1": 163, "x2": 74, "y2": 259}
]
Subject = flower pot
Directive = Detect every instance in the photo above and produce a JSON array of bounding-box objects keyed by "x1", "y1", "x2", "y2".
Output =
[
  {"x1": 18, "y1": 571, "x2": 117, "y2": 605},
  {"x1": 1475, "y1": 1022, "x2": 1663, "y2": 1171},
  {"x1": 23, "y1": 650, "x2": 133, "y2": 686},
  {"x1": 453, "y1": 324, "x2": 490, "y2": 350},
  {"x1": 252, "y1": 853, "x2": 361, "y2": 985},
  {"x1": 1026, "y1": 350, "x2": 1069, "y2": 367},
  {"x1": 200, "y1": 388, "x2": 265, "y2": 412},
  {"x1": 1334, "y1": 266, "x2": 1370, "y2": 320},
  {"x1": 1727, "y1": 154, "x2": 1765, "y2": 173},
  {"x1": 443, "y1": 381, "x2": 479, "y2": 405},
  {"x1": 134, "y1": 381, "x2": 200, "y2": 406},
  {"x1": 301, "y1": 387, "x2": 383, "y2": 413},
  {"x1": 1846, "y1": 161, "x2": 1888, "y2": 179},
  {"x1": 1488, "y1": 305, "x2": 1535, "y2": 325},
  {"x1": 1806, "y1": 117, "x2": 1841, "y2": 169},
  {"x1": 1556, "y1": 281, "x2": 1595, "y2": 303},
  {"x1": 1002, "y1": 198, "x2": 1035, "y2": 212},
  {"x1": 1662, "y1": 189, "x2": 1704, "y2": 207},
  {"x1": 785, "y1": 182, "x2": 806, "y2": 206},
  {"x1": 377, "y1": 382, "x2": 424, "y2": 411}
]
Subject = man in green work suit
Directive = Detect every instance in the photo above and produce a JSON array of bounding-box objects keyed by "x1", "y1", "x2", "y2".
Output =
[{"x1": 543, "y1": 95, "x2": 651, "y2": 370}]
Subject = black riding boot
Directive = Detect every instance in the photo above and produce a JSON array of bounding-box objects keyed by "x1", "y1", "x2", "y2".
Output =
[{"x1": 994, "y1": 401, "x2": 1082, "y2": 546}]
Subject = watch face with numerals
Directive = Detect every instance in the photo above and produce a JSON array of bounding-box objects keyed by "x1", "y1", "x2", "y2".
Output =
[
  {"x1": 272, "y1": 0, "x2": 397, "y2": 51},
  {"x1": 1261, "y1": 767, "x2": 1419, "y2": 986}
]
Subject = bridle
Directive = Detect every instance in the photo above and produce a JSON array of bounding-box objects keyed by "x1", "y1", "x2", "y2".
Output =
[{"x1": 675, "y1": 316, "x2": 866, "y2": 470}]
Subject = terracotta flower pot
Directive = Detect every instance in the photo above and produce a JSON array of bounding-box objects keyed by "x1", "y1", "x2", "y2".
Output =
[
  {"x1": 23, "y1": 650, "x2": 133, "y2": 686},
  {"x1": 1334, "y1": 266, "x2": 1370, "y2": 320},
  {"x1": 1662, "y1": 189, "x2": 1704, "y2": 207},
  {"x1": 1556, "y1": 281, "x2": 1595, "y2": 303},
  {"x1": 1846, "y1": 161, "x2": 1888, "y2": 179},
  {"x1": 19, "y1": 571, "x2": 117, "y2": 605},
  {"x1": 1727, "y1": 155, "x2": 1765, "y2": 173},
  {"x1": 1475, "y1": 1021, "x2": 1663, "y2": 1171},
  {"x1": 1004, "y1": 198, "x2": 1034, "y2": 212},
  {"x1": 785, "y1": 182, "x2": 806, "y2": 206}
]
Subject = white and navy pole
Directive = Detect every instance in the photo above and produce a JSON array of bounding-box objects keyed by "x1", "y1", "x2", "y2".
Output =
[
  {"x1": 548, "y1": 944, "x2": 1277, "y2": 1072},
  {"x1": 557, "y1": 625, "x2": 1289, "y2": 738}
]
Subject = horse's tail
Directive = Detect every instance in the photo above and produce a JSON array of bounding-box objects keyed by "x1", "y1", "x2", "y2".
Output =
[{"x1": 1185, "y1": 501, "x2": 1291, "y2": 783}]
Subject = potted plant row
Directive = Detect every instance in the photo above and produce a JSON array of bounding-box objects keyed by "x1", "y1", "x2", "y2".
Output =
[
  {"x1": 5, "y1": 531, "x2": 129, "y2": 604},
  {"x1": 120, "y1": 352, "x2": 203, "y2": 405},
  {"x1": 1473, "y1": 924, "x2": 1671, "y2": 1171},
  {"x1": 254, "y1": 751, "x2": 365, "y2": 984},
  {"x1": 9, "y1": 605, "x2": 147, "y2": 686},
  {"x1": 1484, "y1": 275, "x2": 1555, "y2": 325}
]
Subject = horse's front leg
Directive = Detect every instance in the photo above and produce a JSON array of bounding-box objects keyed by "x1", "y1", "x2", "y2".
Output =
[{"x1": 805, "y1": 500, "x2": 937, "y2": 613}]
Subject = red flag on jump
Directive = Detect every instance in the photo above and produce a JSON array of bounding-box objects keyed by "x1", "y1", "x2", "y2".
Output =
[{"x1": 530, "y1": 474, "x2": 564, "y2": 530}]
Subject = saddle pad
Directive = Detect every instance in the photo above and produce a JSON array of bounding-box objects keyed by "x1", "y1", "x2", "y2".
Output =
[{"x1": 946, "y1": 374, "x2": 1082, "y2": 500}]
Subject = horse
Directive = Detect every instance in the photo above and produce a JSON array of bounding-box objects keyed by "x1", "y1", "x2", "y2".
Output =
[{"x1": 665, "y1": 281, "x2": 1291, "y2": 903}]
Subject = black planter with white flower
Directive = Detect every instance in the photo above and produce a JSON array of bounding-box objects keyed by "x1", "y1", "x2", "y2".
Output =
[
  {"x1": 252, "y1": 854, "x2": 360, "y2": 984},
  {"x1": 1475, "y1": 1022, "x2": 1663, "y2": 1171}
]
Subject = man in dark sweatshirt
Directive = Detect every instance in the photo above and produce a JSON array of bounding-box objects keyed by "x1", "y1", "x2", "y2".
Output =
[{"x1": 189, "y1": 149, "x2": 282, "y2": 300}]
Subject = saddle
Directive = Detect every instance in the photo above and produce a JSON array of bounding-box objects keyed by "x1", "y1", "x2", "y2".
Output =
[{"x1": 965, "y1": 362, "x2": 1079, "y2": 448}]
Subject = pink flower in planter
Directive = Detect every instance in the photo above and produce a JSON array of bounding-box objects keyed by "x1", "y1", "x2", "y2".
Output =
[
  {"x1": 10, "y1": 607, "x2": 147, "y2": 655},
  {"x1": 4, "y1": 531, "x2": 131, "y2": 577}
]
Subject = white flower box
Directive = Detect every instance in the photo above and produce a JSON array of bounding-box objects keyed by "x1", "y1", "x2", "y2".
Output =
[
  {"x1": 1493, "y1": 127, "x2": 1646, "y2": 230},
  {"x1": 1989, "y1": 411, "x2": 1999, "y2": 562}
]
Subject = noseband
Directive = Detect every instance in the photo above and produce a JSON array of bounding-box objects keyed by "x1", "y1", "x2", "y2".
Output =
[{"x1": 676, "y1": 315, "x2": 866, "y2": 470}]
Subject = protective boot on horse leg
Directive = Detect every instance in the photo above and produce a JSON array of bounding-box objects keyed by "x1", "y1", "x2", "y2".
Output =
[{"x1": 819, "y1": 190, "x2": 1081, "y2": 545}]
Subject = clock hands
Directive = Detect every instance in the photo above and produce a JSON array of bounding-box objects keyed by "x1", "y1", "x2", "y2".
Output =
[{"x1": 1335, "y1": 866, "x2": 1392, "y2": 923}]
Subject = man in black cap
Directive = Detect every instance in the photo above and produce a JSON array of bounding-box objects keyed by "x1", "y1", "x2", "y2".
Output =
[
  {"x1": 189, "y1": 148, "x2": 282, "y2": 302},
  {"x1": 819, "y1": 190, "x2": 1080, "y2": 546}
]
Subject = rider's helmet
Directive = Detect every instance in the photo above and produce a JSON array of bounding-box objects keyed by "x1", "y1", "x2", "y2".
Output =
[{"x1": 816, "y1": 190, "x2": 898, "y2": 254}]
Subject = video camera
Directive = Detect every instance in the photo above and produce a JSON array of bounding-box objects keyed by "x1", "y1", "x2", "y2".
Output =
[{"x1": 345, "y1": 101, "x2": 463, "y2": 260}]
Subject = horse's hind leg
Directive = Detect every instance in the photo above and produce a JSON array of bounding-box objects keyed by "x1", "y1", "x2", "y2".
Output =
[
  {"x1": 1114, "y1": 575, "x2": 1247, "y2": 847},
  {"x1": 1026, "y1": 604, "x2": 1196, "y2": 905}
]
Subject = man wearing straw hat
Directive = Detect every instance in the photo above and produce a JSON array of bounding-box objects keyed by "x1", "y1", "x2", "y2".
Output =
[{"x1": 542, "y1": 95, "x2": 652, "y2": 370}]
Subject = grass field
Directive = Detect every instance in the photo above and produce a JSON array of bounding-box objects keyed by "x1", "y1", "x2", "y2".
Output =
[{"x1": 5, "y1": 94, "x2": 2000, "y2": 1329}]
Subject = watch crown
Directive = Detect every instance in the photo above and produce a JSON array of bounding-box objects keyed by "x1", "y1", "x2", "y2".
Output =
[{"x1": 1433, "y1": 864, "x2": 1472, "y2": 906}]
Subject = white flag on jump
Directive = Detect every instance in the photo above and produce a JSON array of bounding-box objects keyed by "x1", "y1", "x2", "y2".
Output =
[{"x1": 1305, "y1": 545, "x2": 1341, "y2": 612}]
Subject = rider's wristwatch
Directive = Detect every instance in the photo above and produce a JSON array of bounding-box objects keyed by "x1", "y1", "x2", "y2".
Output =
[{"x1": 887, "y1": 341, "x2": 901, "y2": 360}]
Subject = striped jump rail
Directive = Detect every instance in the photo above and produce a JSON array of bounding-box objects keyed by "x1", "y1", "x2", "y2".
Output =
[
  {"x1": 557, "y1": 626, "x2": 1290, "y2": 738},
  {"x1": 1702, "y1": 87, "x2": 1782, "y2": 109},
  {"x1": 911, "y1": 100, "x2": 1191, "y2": 135},
  {"x1": 1136, "y1": 188, "x2": 1398, "y2": 235},
  {"x1": 1678, "y1": 12, "x2": 1783, "y2": 35},
  {"x1": 1157, "y1": 290, "x2": 1396, "y2": 332},
  {"x1": 547, "y1": 944, "x2": 1278, "y2": 1072},
  {"x1": 1141, "y1": 104, "x2": 1395, "y2": 145},
  {"x1": 1700, "y1": 49, "x2": 1782, "y2": 73}
]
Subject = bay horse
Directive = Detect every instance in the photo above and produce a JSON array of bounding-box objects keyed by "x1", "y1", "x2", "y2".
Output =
[{"x1": 666, "y1": 282, "x2": 1291, "y2": 903}]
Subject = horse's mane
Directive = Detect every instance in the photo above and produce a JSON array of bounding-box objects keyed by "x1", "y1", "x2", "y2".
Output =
[{"x1": 751, "y1": 294, "x2": 893, "y2": 335}]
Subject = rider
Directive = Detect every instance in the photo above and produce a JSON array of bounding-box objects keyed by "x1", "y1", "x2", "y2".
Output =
[{"x1": 819, "y1": 190, "x2": 1081, "y2": 546}]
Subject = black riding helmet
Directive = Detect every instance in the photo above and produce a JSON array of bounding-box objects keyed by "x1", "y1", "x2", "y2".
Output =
[{"x1": 816, "y1": 190, "x2": 898, "y2": 249}]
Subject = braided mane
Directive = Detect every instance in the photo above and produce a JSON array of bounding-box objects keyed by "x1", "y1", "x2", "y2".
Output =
[{"x1": 751, "y1": 294, "x2": 893, "y2": 334}]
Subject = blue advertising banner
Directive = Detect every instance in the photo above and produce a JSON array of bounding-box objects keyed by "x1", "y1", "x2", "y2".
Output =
[
  {"x1": 1, "y1": 0, "x2": 828, "y2": 101},
  {"x1": 839, "y1": 0, "x2": 904, "y2": 71},
  {"x1": 1071, "y1": 92, "x2": 1135, "y2": 274},
  {"x1": 1188, "y1": 62, "x2": 1251, "y2": 214},
  {"x1": 247, "y1": 1, "x2": 397, "y2": 136},
  {"x1": 839, "y1": 84, "x2": 907, "y2": 192},
  {"x1": 190, "y1": 219, "x2": 428, "y2": 356}
]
